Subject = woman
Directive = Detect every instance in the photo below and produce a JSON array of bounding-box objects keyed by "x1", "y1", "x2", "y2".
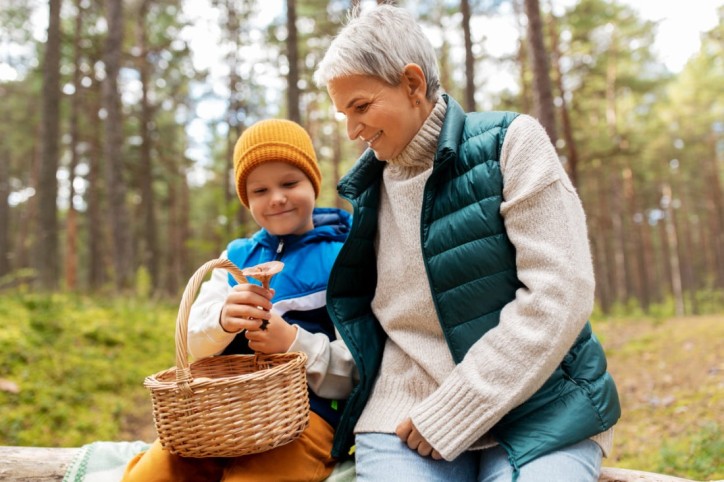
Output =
[{"x1": 313, "y1": 4, "x2": 620, "y2": 482}]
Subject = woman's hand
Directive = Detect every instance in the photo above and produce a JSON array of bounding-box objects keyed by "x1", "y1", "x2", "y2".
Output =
[
  {"x1": 396, "y1": 418, "x2": 442, "y2": 460},
  {"x1": 219, "y1": 283, "x2": 297, "y2": 353}
]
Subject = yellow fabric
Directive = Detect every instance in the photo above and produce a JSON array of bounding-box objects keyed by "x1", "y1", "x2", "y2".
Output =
[
  {"x1": 233, "y1": 118, "x2": 322, "y2": 207},
  {"x1": 121, "y1": 412, "x2": 336, "y2": 482}
]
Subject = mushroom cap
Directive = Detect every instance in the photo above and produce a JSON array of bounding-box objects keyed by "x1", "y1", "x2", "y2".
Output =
[{"x1": 242, "y1": 260, "x2": 285, "y2": 281}]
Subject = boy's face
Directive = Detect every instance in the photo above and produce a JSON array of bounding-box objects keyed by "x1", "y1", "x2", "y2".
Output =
[{"x1": 246, "y1": 161, "x2": 316, "y2": 236}]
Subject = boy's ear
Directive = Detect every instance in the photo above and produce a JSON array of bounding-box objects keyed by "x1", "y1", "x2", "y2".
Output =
[{"x1": 402, "y1": 63, "x2": 427, "y2": 100}]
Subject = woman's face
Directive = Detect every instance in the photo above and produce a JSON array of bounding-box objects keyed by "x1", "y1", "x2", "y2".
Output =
[{"x1": 327, "y1": 74, "x2": 427, "y2": 161}]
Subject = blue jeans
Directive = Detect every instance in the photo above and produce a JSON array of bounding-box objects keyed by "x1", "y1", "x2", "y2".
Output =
[{"x1": 354, "y1": 433, "x2": 602, "y2": 482}]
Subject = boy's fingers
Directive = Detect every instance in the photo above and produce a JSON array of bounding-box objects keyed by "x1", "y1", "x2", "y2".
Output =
[
  {"x1": 226, "y1": 292, "x2": 272, "y2": 312},
  {"x1": 232, "y1": 283, "x2": 272, "y2": 298}
]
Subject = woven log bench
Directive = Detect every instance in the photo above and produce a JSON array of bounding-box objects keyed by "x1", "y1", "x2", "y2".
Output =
[{"x1": 0, "y1": 445, "x2": 715, "y2": 482}]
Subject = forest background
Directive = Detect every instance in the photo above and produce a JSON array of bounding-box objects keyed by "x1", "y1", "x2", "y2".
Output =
[
  {"x1": 0, "y1": 0, "x2": 722, "y2": 479},
  {"x1": 1, "y1": 0, "x2": 723, "y2": 313}
]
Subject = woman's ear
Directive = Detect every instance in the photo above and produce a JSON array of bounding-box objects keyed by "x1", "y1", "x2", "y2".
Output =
[{"x1": 402, "y1": 63, "x2": 427, "y2": 101}]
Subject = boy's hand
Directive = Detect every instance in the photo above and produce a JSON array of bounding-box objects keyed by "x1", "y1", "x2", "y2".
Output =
[
  {"x1": 244, "y1": 312, "x2": 297, "y2": 354},
  {"x1": 219, "y1": 283, "x2": 273, "y2": 334},
  {"x1": 219, "y1": 283, "x2": 297, "y2": 353}
]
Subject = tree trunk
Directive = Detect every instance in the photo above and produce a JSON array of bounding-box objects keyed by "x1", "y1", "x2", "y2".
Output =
[
  {"x1": 678, "y1": 186, "x2": 698, "y2": 314},
  {"x1": 622, "y1": 166, "x2": 648, "y2": 310},
  {"x1": 662, "y1": 183, "x2": 685, "y2": 316},
  {"x1": 136, "y1": 0, "x2": 159, "y2": 290},
  {"x1": 595, "y1": 166, "x2": 616, "y2": 314},
  {"x1": 65, "y1": 0, "x2": 83, "y2": 290},
  {"x1": 523, "y1": 0, "x2": 556, "y2": 142},
  {"x1": 547, "y1": 5, "x2": 579, "y2": 186},
  {"x1": 512, "y1": 0, "x2": 531, "y2": 114},
  {"x1": 286, "y1": 0, "x2": 300, "y2": 123},
  {"x1": 610, "y1": 171, "x2": 628, "y2": 305},
  {"x1": 704, "y1": 132, "x2": 724, "y2": 288},
  {"x1": 102, "y1": 0, "x2": 133, "y2": 289},
  {"x1": 36, "y1": 0, "x2": 63, "y2": 289},
  {"x1": 220, "y1": 0, "x2": 248, "y2": 236},
  {"x1": 0, "y1": 148, "x2": 10, "y2": 277},
  {"x1": 461, "y1": 0, "x2": 475, "y2": 112},
  {"x1": 87, "y1": 92, "x2": 107, "y2": 289}
]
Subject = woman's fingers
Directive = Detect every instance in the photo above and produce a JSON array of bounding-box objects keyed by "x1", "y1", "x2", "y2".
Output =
[
  {"x1": 395, "y1": 418, "x2": 440, "y2": 459},
  {"x1": 395, "y1": 418, "x2": 414, "y2": 441}
]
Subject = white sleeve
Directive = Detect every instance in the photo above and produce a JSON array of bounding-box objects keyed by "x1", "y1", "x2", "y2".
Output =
[
  {"x1": 187, "y1": 251, "x2": 238, "y2": 359},
  {"x1": 288, "y1": 325, "x2": 359, "y2": 400}
]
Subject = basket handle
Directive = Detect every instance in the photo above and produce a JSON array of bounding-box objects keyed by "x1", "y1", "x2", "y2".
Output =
[{"x1": 174, "y1": 258, "x2": 248, "y2": 390}]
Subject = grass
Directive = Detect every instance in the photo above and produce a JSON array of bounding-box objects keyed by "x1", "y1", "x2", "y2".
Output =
[
  {"x1": 0, "y1": 292, "x2": 721, "y2": 480},
  {"x1": 0, "y1": 292, "x2": 177, "y2": 446},
  {"x1": 592, "y1": 314, "x2": 723, "y2": 480}
]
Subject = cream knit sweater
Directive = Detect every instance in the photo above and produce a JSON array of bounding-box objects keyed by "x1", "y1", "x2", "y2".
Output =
[{"x1": 354, "y1": 96, "x2": 614, "y2": 461}]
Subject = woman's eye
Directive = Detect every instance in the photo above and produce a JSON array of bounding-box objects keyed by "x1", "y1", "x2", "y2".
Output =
[{"x1": 355, "y1": 103, "x2": 369, "y2": 113}]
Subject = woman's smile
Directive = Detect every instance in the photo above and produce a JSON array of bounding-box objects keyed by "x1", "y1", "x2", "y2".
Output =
[{"x1": 363, "y1": 130, "x2": 382, "y2": 147}]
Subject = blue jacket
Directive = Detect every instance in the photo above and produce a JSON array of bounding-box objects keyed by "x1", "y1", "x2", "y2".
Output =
[
  {"x1": 326, "y1": 95, "x2": 620, "y2": 466},
  {"x1": 222, "y1": 207, "x2": 352, "y2": 428}
]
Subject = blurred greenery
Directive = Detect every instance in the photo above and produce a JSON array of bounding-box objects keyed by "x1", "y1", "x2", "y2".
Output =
[{"x1": 0, "y1": 292, "x2": 176, "y2": 446}]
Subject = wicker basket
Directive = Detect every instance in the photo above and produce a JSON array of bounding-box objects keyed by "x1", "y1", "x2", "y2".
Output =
[{"x1": 144, "y1": 258, "x2": 310, "y2": 458}]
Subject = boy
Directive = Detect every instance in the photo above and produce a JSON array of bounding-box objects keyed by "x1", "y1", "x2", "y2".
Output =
[{"x1": 122, "y1": 119, "x2": 356, "y2": 482}]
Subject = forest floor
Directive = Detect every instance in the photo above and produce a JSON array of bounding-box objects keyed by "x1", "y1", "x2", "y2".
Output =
[
  {"x1": 592, "y1": 315, "x2": 723, "y2": 479},
  {"x1": 118, "y1": 314, "x2": 724, "y2": 480}
]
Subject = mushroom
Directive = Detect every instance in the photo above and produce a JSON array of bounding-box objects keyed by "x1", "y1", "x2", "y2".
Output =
[{"x1": 241, "y1": 260, "x2": 284, "y2": 330}]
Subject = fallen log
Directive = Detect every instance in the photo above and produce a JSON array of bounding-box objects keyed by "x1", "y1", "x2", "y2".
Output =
[
  {"x1": 0, "y1": 446, "x2": 718, "y2": 482},
  {"x1": 0, "y1": 446, "x2": 76, "y2": 481}
]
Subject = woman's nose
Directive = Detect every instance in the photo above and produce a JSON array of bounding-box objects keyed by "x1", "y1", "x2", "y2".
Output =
[{"x1": 347, "y1": 120, "x2": 363, "y2": 141}]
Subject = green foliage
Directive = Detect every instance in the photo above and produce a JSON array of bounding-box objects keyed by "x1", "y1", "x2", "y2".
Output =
[
  {"x1": 0, "y1": 292, "x2": 177, "y2": 447},
  {"x1": 134, "y1": 266, "x2": 152, "y2": 299},
  {"x1": 593, "y1": 290, "x2": 724, "y2": 323},
  {"x1": 658, "y1": 422, "x2": 722, "y2": 480},
  {"x1": 593, "y1": 315, "x2": 723, "y2": 480}
]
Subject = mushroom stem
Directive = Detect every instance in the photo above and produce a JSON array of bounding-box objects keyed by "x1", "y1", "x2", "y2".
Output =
[{"x1": 241, "y1": 261, "x2": 285, "y2": 331}]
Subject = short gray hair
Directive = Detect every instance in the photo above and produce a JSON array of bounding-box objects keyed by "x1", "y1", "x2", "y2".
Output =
[{"x1": 313, "y1": 4, "x2": 441, "y2": 101}]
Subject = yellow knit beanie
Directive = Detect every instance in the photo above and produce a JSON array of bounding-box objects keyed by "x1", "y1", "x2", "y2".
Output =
[{"x1": 233, "y1": 119, "x2": 322, "y2": 208}]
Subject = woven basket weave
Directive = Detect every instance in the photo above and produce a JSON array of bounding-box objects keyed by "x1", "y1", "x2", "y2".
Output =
[{"x1": 144, "y1": 258, "x2": 310, "y2": 458}]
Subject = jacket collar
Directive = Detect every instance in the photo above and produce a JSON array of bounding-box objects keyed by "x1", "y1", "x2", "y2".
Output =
[
  {"x1": 252, "y1": 207, "x2": 351, "y2": 251},
  {"x1": 434, "y1": 94, "x2": 465, "y2": 163}
]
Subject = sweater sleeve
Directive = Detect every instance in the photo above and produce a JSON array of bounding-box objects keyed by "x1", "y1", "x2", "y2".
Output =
[
  {"x1": 409, "y1": 114, "x2": 595, "y2": 460},
  {"x1": 187, "y1": 250, "x2": 237, "y2": 359}
]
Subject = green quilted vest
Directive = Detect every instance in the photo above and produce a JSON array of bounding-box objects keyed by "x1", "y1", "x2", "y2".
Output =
[{"x1": 326, "y1": 95, "x2": 621, "y2": 469}]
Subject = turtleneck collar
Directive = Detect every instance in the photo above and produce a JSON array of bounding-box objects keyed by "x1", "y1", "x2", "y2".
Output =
[{"x1": 386, "y1": 95, "x2": 447, "y2": 171}]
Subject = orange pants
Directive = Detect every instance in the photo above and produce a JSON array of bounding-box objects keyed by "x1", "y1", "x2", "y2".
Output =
[{"x1": 121, "y1": 412, "x2": 336, "y2": 482}]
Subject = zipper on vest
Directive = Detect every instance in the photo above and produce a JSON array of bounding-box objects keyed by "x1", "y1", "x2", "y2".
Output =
[{"x1": 275, "y1": 238, "x2": 285, "y2": 257}]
